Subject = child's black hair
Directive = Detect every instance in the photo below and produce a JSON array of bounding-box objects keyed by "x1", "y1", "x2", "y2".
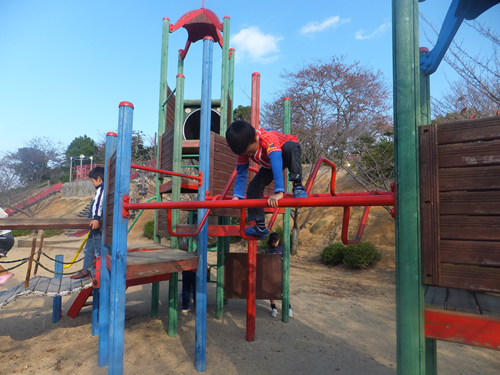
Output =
[
  {"x1": 267, "y1": 232, "x2": 280, "y2": 248},
  {"x1": 89, "y1": 166, "x2": 105, "y2": 181},
  {"x1": 225, "y1": 120, "x2": 256, "y2": 155}
]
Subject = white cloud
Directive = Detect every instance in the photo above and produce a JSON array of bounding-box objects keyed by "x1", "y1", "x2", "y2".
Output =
[
  {"x1": 300, "y1": 16, "x2": 351, "y2": 35},
  {"x1": 232, "y1": 26, "x2": 283, "y2": 64},
  {"x1": 355, "y1": 22, "x2": 391, "y2": 40}
]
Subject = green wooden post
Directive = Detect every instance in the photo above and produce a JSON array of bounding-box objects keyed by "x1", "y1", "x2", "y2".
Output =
[
  {"x1": 152, "y1": 17, "x2": 170, "y2": 318},
  {"x1": 216, "y1": 17, "x2": 231, "y2": 319},
  {"x1": 167, "y1": 53, "x2": 185, "y2": 338},
  {"x1": 228, "y1": 48, "x2": 235, "y2": 125},
  {"x1": 420, "y1": 47, "x2": 438, "y2": 375},
  {"x1": 219, "y1": 16, "x2": 230, "y2": 135},
  {"x1": 392, "y1": 1, "x2": 426, "y2": 373},
  {"x1": 223, "y1": 47, "x2": 235, "y2": 308},
  {"x1": 282, "y1": 98, "x2": 291, "y2": 323}
]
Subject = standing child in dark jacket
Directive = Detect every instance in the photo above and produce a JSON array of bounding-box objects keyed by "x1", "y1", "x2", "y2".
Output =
[
  {"x1": 265, "y1": 232, "x2": 293, "y2": 318},
  {"x1": 225, "y1": 120, "x2": 308, "y2": 239},
  {"x1": 71, "y1": 166, "x2": 104, "y2": 279}
]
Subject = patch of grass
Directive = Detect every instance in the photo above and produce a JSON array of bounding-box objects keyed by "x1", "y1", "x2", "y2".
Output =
[
  {"x1": 342, "y1": 242, "x2": 382, "y2": 269},
  {"x1": 143, "y1": 219, "x2": 154, "y2": 239},
  {"x1": 12, "y1": 229, "x2": 33, "y2": 237},
  {"x1": 321, "y1": 241, "x2": 382, "y2": 269},
  {"x1": 321, "y1": 243, "x2": 345, "y2": 265},
  {"x1": 44, "y1": 229, "x2": 65, "y2": 238}
]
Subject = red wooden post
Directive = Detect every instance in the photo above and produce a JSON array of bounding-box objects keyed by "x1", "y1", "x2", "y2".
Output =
[
  {"x1": 246, "y1": 72, "x2": 261, "y2": 341},
  {"x1": 246, "y1": 234, "x2": 257, "y2": 341}
]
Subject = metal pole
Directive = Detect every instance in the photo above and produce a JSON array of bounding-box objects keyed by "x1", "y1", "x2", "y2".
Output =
[
  {"x1": 98, "y1": 131, "x2": 117, "y2": 368},
  {"x1": 195, "y1": 36, "x2": 214, "y2": 373},
  {"x1": 90, "y1": 156, "x2": 93, "y2": 171},
  {"x1": 392, "y1": 0, "x2": 425, "y2": 373},
  {"x1": 109, "y1": 102, "x2": 134, "y2": 375},
  {"x1": 282, "y1": 97, "x2": 291, "y2": 323}
]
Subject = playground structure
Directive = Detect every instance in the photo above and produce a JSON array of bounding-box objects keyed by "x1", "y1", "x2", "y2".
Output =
[{"x1": 1, "y1": 1, "x2": 499, "y2": 375}]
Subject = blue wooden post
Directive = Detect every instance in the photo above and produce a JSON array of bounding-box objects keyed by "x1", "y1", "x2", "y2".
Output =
[
  {"x1": 98, "y1": 132, "x2": 117, "y2": 367},
  {"x1": 92, "y1": 283, "x2": 100, "y2": 336},
  {"x1": 109, "y1": 102, "x2": 134, "y2": 375},
  {"x1": 52, "y1": 255, "x2": 63, "y2": 323},
  {"x1": 195, "y1": 36, "x2": 213, "y2": 373}
]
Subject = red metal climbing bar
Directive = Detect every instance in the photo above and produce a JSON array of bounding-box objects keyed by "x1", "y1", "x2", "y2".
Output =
[
  {"x1": 124, "y1": 194, "x2": 394, "y2": 212},
  {"x1": 130, "y1": 163, "x2": 202, "y2": 186}
]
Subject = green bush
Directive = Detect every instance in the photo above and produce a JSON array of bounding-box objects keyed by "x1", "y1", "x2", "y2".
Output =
[
  {"x1": 143, "y1": 219, "x2": 155, "y2": 239},
  {"x1": 321, "y1": 243, "x2": 346, "y2": 265},
  {"x1": 44, "y1": 229, "x2": 65, "y2": 238},
  {"x1": 12, "y1": 229, "x2": 33, "y2": 237},
  {"x1": 342, "y1": 242, "x2": 382, "y2": 269}
]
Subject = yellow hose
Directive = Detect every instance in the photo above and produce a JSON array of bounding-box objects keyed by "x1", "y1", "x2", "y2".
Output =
[{"x1": 63, "y1": 233, "x2": 89, "y2": 269}]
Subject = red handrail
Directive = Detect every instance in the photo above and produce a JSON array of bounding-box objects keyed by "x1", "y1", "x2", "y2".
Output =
[
  {"x1": 130, "y1": 163, "x2": 202, "y2": 186},
  {"x1": 304, "y1": 157, "x2": 337, "y2": 196}
]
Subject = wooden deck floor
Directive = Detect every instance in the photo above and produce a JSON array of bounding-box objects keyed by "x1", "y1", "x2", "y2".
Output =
[{"x1": 425, "y1": 286, "x2": 500, "y2": 317}]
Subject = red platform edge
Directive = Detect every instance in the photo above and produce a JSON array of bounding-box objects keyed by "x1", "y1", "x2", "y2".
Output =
[{"x1": 425, "y1": 308, "x2": 500, "y2": 350}]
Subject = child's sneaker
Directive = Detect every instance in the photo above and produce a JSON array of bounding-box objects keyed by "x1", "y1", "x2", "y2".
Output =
[
  {"x1": 293, "y1": 185, "x2": 308, "y2": 198},
  {"x1": 181, "y1": 308, "x2": 190, "y2": 314},
  {"x1": 271, "y1": 308, "x2": 278, "y2": 318},
  {"x1": 289, "y1": 308, "x2": 293, "y2": 318},
  {"x1": 0, "y1": 272, "x2": 14, "y2": 286},
  {"x1": 244, "y1": 225, "x2": 269, "y2": 239}
]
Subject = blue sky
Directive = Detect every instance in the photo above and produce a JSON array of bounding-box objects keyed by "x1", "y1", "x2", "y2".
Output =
[{"x1": 1, "y1": 0, "x2": 499, "y2": 155}]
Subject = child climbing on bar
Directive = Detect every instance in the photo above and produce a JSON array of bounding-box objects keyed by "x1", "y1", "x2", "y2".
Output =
[
  {"x1": 265, "y1": 232, "x2": 293, "y2": 318},
  {"x1": 71, "y1": 166, "x2": 104, "y2": 279},
  {"x1": 225, "y1": 120, "x2": 308, "y2": 239}
]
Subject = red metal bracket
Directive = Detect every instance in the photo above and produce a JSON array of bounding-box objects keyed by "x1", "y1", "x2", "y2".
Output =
[
  {"x1": 123, "y1": 196, "x2": 130, "y2": 218},
  {"x1": 341, "y1": 190, "x2": 379, "y2": 245},
  {"x1": 92, "y1": 256, "x2": 101, "y2": 289}
]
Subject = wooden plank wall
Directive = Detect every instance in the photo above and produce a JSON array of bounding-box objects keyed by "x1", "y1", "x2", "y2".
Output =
[
  {"x1": 224, "y1": 253, "x2": 283, "y2": 300},
  {"x1": 105, "y1": 151, "x2": 117, "y2": 249},
  {"x1": 165, "y1": 85, "x2": 176, "y2": 131},
  {"x1": 420, "y1": 116, "x2": 500, "y2": 292},
  {"x1": 160, "y1": 125, "x2": 175, "y2": 173}
]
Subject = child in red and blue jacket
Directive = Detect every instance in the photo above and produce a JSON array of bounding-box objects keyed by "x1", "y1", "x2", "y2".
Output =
[{"x1": 225, "y1": 120, "x2": 308, "y2": 238}]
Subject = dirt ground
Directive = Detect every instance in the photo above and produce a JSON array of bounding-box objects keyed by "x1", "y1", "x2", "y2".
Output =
[{"x1": 1, "y1": 189, "x2": 499, "y2": 374}]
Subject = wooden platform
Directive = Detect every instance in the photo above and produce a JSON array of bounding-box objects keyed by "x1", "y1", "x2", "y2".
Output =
[
  {"x1": 425, "y1": 286, "x2": 500, "y2": 350},
  {"x1": 105, "y1": 244, "x2": 199, "y2": 279},
  {"x1": 425, "y1": 286, "x2": 500, "y2": 317}
]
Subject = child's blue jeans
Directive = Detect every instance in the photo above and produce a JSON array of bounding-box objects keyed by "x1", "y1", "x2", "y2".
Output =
[
  {"x1": 182, "y1": 270, "x2": 196, "y2": 310},
  {"x1": 83, "y1": 234, "x2": 101, "y2": 270}
]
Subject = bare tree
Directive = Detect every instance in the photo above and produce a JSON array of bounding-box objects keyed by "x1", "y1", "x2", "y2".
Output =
[
  {"x1": 0, "y1": 138, "x2": 65, "y2": 217},
  {"x1": 261, "y1": 56, "x2": 392, "y2": 254},
  {"x1": 420, "y1": 13, "x2": 500, "y2": 120}
]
